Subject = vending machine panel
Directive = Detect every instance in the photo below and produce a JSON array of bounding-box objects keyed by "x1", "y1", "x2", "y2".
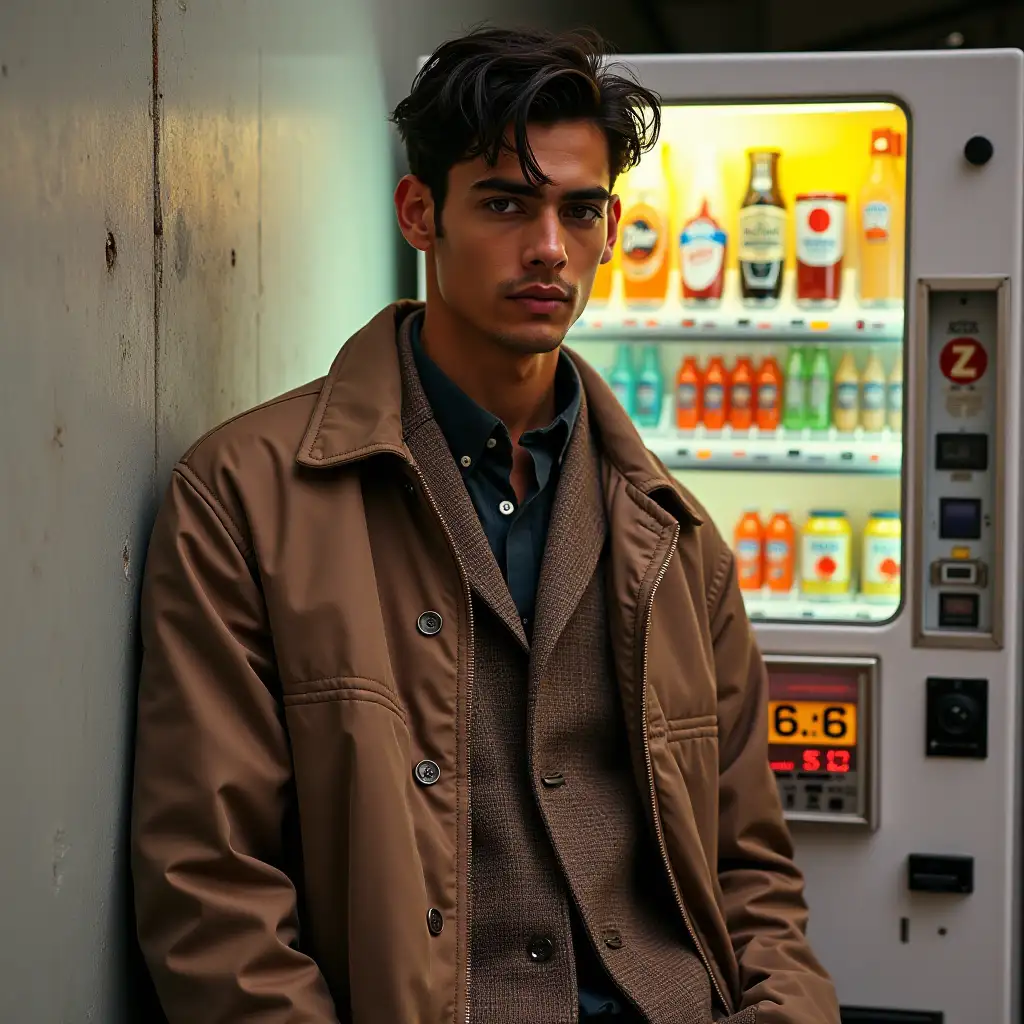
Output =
[{"x1": 765, "y1": 654, "x2": 878, "y2": 829}]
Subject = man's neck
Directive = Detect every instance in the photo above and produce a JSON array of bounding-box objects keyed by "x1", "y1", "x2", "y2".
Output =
[{"x1": 420, "y1": 303, "x2": 560, "y2": 444}]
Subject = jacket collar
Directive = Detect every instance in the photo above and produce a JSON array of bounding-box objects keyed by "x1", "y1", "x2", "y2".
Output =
[{"x1": 295, "y1": 301, "x2": 700, "y2": 525}]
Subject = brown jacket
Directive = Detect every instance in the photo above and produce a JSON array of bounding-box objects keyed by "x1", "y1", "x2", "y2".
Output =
[{"x1": 132, "y1": 301, "x2": 841, "y2": 1024}]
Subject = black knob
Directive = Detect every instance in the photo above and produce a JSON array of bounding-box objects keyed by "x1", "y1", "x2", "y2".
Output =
[
  {"x1": 938, "y1": 693, "x2": 978, "y2": 735},
  {"x1": 964, "y1": 135, "x2": 994, "y2": 166}
]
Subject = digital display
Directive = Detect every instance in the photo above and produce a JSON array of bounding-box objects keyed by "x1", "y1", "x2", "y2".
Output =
[
  {"x1": 768, "y1": 700, "x2": 858, "y2": 745},
  {"x1": 770, "y1": 747, "x2": 856, "y2": 775},
  {"x1": 936, "y1": 433, "x2": 988, "y2": 472},
  {"x1": 939, "y1": 497, "x2": 982, "y2": 540}
]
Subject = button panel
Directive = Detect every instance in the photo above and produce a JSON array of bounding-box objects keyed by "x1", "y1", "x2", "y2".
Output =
[{"x1": 917, "y1": 283, "x2": 1004, "y2": 645}]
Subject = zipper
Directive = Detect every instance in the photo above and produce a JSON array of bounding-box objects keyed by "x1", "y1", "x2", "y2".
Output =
[
  {"x1": 409, "y1": 466, "x2": 475, "y2": 1024},
  {"x1": 640, "y1": 522, "x2": 731, "y2": 1016}
]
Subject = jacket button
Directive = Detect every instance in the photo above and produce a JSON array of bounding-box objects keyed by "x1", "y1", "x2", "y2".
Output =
[
  {"x1": 541, "y1": 772, "x2": 566, "y2": 788},
  {"x1": 427, "y1": 908, "x2": 444, "y2": 936},
  {"x1": 527, "y1": 936, "x2": 554, "y2": 962},
  {"x1": 416, "y1": 610, "x2": 443, "y2": 636},
  {"x1": 414, "y1": 759, "x2": 440, "y2": 786},
  {"x1": 603, "y1": 929, "x2": 623, "y2": 950}
]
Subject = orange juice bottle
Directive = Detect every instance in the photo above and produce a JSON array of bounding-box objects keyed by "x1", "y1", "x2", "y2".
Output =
[
  {"x1": 620, "y1": 150, "x2": 670, "y2": 308},
  {"x1": 702, "y1": 356, "x2": 730, "y2": 430},
  {"x1": 675, "y1": 356, "x2": 702, "y2": 429},
  {"x1": 729, "y1": 357, "x2": 755, "y2": 430},
  {"x1": 857, "y1": 129, "x2": 903, "y2": 308},
  {"x1": 755, "y1": 356, "x2": 783, "y2": 431},
  {"x1": 764, "y1": 511, "x2": 796, "y2": 593},
  {"x1": 734, "y1": 510, "x2": 764, "y2": 591}
]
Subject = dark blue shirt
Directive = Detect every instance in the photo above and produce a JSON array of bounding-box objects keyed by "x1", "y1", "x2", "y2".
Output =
[{"x1": 410, "y1": 316, "x2": 629, "y2": 1019}]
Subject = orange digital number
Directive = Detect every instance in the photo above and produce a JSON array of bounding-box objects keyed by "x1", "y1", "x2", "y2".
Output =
[{"x1": 768, "y1": 701, "x2": 858, "y2": 746}]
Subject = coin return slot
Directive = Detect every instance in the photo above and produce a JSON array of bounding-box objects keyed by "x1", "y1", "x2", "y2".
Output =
[{"x1": 942, "y1": 563, "x2": 976, "y2": 584}]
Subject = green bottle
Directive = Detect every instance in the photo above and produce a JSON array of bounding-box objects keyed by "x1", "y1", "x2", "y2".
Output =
[
  {"x1": 782, "y1": 346, "x2": 806, "y2": 430},
  {"x1": 608, "y1": 344, "x2": 636, "y2": 417},
  {"x1": 634, "y1": 345, "x2": 664, "y2": 428},
  {"x1": 806, "y1": 346, "x2": 832, "y2": 430}
]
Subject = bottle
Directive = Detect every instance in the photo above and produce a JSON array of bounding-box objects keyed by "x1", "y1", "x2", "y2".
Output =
[
  {"x1": 608, "y1": 345, "x2": 636, "y2": 417},
  {"x1": 833, "y1": 349, "x2": 860, "y2": 432},
  {"x1": 620, "y1": 153, "x2": 671, "y2": 308},
  {"x1": 795, "y1": 192, "x2": 847, "y2": 308},
  {"x1": 634, "y1": 345, "x2": 664, "y2": 428},
  {"x1": 764, "y1": 512, "x2": 796, "y2": 593},
  {"x1": 860, "y1": 347, "x2": 886, "y2": 431},
  {"x1": 738, "y1": 150, "x2": 786, "y2": 307},
  {"x1": 734, "y1": 510, "x2": 764, "y2": 591},
  {"x1": 782, "y1": 347, "x2": 807, "y2": 430},
  {"x1": 590, "y1": 237, "x2": 617, "y2": 308},
  {"x1": 680, "y1": 198, "x2": 728, "y2": 307},
  {"x1": 728, "y1": 357, "x2": 755, "y2": 431},
  {"x1": 755, "y1": 356, "x2": 783, "y2": 431},
  {"x1": 675, "y1": 356, "x2": 702, "y2": 430},
  {"x1": 857, "y1": 129, "x2": 903, "y2": 308},
  {"x1": 806, "y1": 346, "x2": 832, "y2": 431},
  {"x1": 887, "y1": 356, "x2": 903, "y2": 433},
  {"x1": 862, "y1": 511, "x2": 902, "y2": 601},
  {"x1": 702, "y1": 356, "x2": 730, "y2": 430},
  {"x1": 801, "y1": 511, "x2": 853, "y2": 600}
]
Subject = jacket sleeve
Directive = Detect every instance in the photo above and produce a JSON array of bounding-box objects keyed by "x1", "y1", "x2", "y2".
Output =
[
  {"x1": 709, "y1": 545, "x2": 842, "y2": 1024},
  {"x1": 131, "y1": 465, "x2": 341, "y2": 1024}
]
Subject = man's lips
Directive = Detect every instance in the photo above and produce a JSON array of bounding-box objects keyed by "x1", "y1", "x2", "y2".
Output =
[{"x1": 508, "y1": 286, "x2": 571, "y2": 314}]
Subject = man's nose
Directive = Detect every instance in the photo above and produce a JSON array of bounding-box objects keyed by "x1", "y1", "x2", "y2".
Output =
[{"x1": 524, "y1": 208, "x2": 568, "y2": 269}]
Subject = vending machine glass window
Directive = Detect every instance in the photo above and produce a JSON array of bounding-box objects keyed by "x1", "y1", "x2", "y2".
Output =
[{"x1": 571, "y1": 100, "x2": 909, "y2": 625}]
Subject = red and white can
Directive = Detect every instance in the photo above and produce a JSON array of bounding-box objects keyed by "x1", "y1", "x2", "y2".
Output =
[{"x1": 795, "y1": 192, "x2": 847, "y2": 308}]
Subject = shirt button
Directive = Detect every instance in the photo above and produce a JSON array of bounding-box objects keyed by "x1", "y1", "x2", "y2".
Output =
[
  {"x1": 427, "y1": 908, "x2": 444, "y2": 936},
  {"x1": 414, "y1": 759, "x2": 441, "y2": 786},
  {"x1": 541, "y1": 772, "x2": 566, "y2": 788},
  {"x1": 603, "y1": 929, "x2": 623, "y2": 950},
  {"x1": 527, "y1": 936, "x2": 554, "y2": 962},
  {"x1": 459, "y1": 455, "x2": 472, "y2": 468},
  {"x1": 499, "y1": 500, "x2": 515, "y2": 516},
  {"x1": 486, "y1": 437, "x2": 497, "y2": 449},
  {"x1": 416, "y1": 610, "x2": 443, "y2": 636}
]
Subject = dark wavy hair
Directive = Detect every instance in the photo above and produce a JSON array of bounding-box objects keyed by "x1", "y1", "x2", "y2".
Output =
[{"x1": 390, "y1": 26, "x2": 661, "y2": 233}]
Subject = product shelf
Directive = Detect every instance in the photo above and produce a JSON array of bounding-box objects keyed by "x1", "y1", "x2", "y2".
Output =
[
  {"x1": 570, "y1": 269, "x2": 903, "y2": 343},
  {"x1": 640, "y1": 422, "x2": 902, "y2": 474},
  {"x1": 743, "y1": 589, "x2": 899, "y2": 623}
]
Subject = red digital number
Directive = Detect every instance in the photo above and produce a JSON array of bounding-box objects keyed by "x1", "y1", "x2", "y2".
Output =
[
  {"x1": 827, "y1": 749, "x2": 851, "y2": 773},
  {"x1": 802, "y1": 749, "x2": 821, "y2": 772}
]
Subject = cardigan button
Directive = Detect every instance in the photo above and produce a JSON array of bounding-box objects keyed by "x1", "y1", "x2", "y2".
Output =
[{"x1": 527, "y1": 936, "x2": 554, "y2": 962}]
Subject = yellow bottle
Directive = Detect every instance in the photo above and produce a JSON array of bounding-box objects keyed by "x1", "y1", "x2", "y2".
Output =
[
  {"x1": 620, "y1": 149, "x2": 670, "y2": 309},
  {"x1": 857, "y1": 129, "x2": 903, "y2": 308},
  {"x1": 862, "y1": 511, "x2": 901, "y2": 601},
  {"x1": 860, "y1": 347, "x2": 886, "y2": 432},
  {"x1": 590, "y1": 238, "x2": 617, "y2": 307},
  {"x1": 833, "y1": 350, "x2": 860, "y2": 432},
  {"x1": 801, "y1": 511, "x2": 853, "y2": 600}
]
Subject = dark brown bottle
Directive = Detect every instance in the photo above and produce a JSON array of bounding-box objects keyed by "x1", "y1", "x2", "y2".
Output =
[{"x1": 738, "y1": 150, "x2": 786, "y2": 307}]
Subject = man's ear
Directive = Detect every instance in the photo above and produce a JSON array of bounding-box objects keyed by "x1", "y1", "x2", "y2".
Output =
[
  {"x1": 601, "y1": 194, "x2": 622, "y2": 264},
  {"x1": 395, "y1": 175, "x2": 436, "y2": 252}
]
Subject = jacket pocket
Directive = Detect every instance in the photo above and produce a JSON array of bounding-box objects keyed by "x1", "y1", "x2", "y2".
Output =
[
  {"x1": 282, "y1": 675, "x2": 406, "y2": 721},
  {"x1": 660, "y1": 714, "x2": 720, "y2": 870}
]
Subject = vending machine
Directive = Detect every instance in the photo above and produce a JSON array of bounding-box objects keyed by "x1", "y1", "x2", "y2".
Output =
[{"x1": 564, "y1": 50, "x2": 1024, "y2": 1023}]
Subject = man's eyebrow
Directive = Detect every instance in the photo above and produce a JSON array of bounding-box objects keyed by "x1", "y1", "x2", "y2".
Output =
[{"x1": 471, "y1": 177, "x2": 612, "y2": 203}]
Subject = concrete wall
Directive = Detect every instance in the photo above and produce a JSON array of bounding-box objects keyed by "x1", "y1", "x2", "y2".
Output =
[{"x1": 0, "y1": 1, "x2": 649, "y2": 1020}]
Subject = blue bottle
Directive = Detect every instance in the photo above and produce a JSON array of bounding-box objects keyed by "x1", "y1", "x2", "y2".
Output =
[
  {"x1": 608, "y1": 344, "x2": 636, "y2": 417},
  {"x1": 634, "y1": 345, "x2": 664, "y2": 428}
]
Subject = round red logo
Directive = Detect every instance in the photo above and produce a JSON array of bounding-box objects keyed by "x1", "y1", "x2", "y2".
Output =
[
  {"x1": 808, "y1": 207, "x2": 831, "y2": 233},
  {"x1": 939, "y1": 337, "x2": 988, "y2": 383}
]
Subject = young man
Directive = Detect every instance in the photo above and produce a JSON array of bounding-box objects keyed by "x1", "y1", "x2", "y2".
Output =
[{"x1": 132, "y1": 27, "x2": 841, "y2": 1024}]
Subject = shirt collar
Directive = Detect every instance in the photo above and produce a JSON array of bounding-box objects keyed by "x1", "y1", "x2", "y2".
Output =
[{"x1": 409, "y1": 311, "x2": 581, "y2": 473}]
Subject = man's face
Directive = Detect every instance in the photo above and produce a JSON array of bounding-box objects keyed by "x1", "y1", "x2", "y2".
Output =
[{"x1": 398, "y1": 120, "x2": 620, "y2": 354}]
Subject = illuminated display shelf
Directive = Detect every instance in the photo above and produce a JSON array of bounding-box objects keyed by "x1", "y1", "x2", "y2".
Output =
[
  {"x1": 744, "y1": 590, "x2": 899, "y2": 623},
  {"x1": 640, "y1": 424, "x2": 902, "y2": 474},
  {"x1": 571, "y1": 270, "x2": 904, "y2": 343}
]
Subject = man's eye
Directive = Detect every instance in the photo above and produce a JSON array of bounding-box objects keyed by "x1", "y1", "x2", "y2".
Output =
[
  {"x1": 485, "y1": 198, "x2": 520, "y2": 215},
  {"x1": 568, "y1": 205, "x2": 602, "y2": 222}
]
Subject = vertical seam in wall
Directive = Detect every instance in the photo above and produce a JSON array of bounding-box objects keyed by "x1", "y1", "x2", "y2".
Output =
[
  {"x1": 256, "y1": 47, "x2": 263, "y2": 400},
  {"x1": 151, "y1": 0, "x2": 164, "y2": 483}
]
